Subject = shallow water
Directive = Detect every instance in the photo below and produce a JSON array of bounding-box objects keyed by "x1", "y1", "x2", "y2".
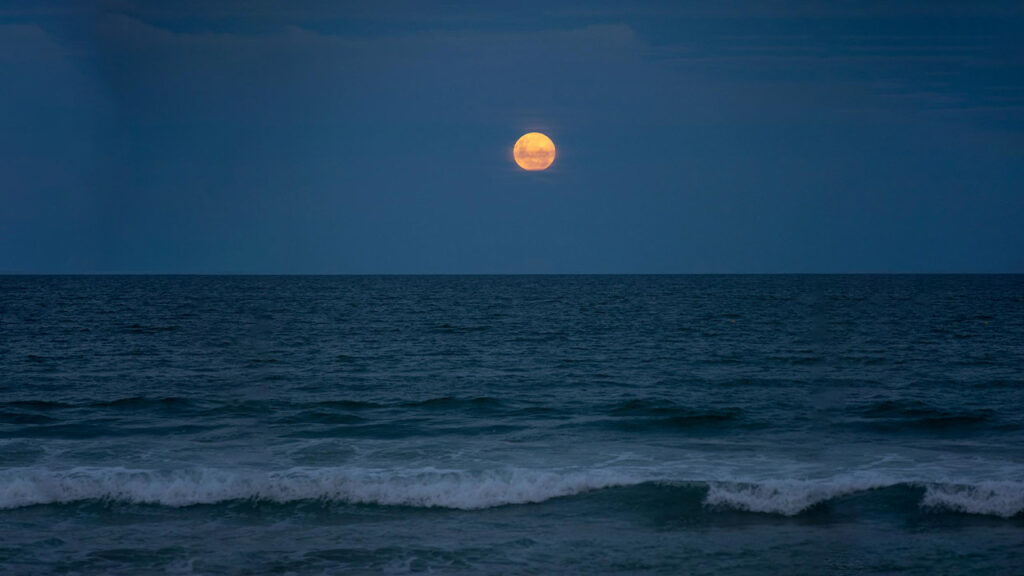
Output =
[{"x1": 1, "y1": 275, "x2": 1023, "y2": 574}]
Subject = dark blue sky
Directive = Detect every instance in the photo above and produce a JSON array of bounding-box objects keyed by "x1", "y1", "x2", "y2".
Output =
[{"x1": 3, "y1": 1, "x2": 1023, "y2": 273}]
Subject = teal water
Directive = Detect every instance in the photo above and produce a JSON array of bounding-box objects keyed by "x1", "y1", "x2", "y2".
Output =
[{"x1": 1, "y1": 275, "x2": 1023, "y2": 574}]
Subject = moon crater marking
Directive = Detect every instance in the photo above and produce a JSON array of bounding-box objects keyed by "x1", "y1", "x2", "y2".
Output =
[{"x1": 513, "y1": 132, "x2": 556, "y2": 171}]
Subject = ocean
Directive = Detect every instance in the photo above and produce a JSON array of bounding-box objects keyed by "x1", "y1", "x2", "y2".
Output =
[{"x1": 1, "y1": 275, "x2": 1022, "y2": 574}]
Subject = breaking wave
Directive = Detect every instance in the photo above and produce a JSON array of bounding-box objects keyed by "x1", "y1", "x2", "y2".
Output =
[
  {"x1": 0, "y1": 466, "x2": 638, "y2": 510},
  {"x1": 704, "y1": 478, "x2": 887, "y2": 515},
  {"x1": 2, "y1": 467, "x2": 1022, "y2": 518},
  {"x1": 921, "y1": 482, "x2": 1024, "y2": 517}
]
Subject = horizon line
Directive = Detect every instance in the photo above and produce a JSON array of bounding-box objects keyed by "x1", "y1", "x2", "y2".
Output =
[{"x1": 2, "y1": 272, "x2": 1022, "y2": 277}]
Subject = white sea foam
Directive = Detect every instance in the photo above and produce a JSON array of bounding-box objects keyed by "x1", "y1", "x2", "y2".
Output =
[
  {"x1": 704, "y1": 477, "x2": 888, "y2": 516},
  {"x1": 0, "y1": 466, "x2": 642, "y2": 510},
  {"x1": 2, "y1": 467, "x2": 1022, "y2": 517},
  {"x1": 921, "y1": 482, "x2": 1024, "y2": 518}
]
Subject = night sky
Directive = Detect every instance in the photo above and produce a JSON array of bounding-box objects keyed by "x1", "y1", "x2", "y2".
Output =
[{"x1": 3, "y1": 1, "x2": 1023, "y2": 274}]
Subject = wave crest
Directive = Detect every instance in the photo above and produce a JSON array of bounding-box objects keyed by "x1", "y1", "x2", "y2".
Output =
[
  {"x1": 0, "y1": 466, "x2": 638, "y2": 510},
  {"x1": 704, "y1": 479, "x2": 885, "y2": 516},
  {"x1": 922, "y1": 482, "x2": 1024, "y2": 518},
  {"x1": 2, "y1": 467, "x2": 1022, "y2": 518}
]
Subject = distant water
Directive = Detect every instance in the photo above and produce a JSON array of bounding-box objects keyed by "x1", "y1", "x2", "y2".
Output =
[{"x1": 1, "y1": 275, "x2": 1023, "y2": 575}]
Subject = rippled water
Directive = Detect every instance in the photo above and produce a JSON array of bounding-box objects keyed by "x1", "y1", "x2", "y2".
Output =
[{"x1": 1, "y1": 275, "x2": 1023, "y2": 574}]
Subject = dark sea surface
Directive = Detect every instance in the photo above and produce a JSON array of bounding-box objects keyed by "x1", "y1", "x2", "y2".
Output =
[{"x1": 1, "y1": 275, "x2": 1023, "y2": 575}]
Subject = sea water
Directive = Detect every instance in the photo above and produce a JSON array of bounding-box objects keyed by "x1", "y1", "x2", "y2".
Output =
[{"x1": 1, "y1": 275, "x2": 1022, "y2": 574}]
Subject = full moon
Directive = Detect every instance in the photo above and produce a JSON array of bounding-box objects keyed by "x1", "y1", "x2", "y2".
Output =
[{"x1": 513, "y1": 132, "x2": 556, "y2": 171}]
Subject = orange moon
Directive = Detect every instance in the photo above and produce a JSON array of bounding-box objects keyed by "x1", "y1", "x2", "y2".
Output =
[{"x1": 513, "y1": 132, "x2": 556, "y2": 171}]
